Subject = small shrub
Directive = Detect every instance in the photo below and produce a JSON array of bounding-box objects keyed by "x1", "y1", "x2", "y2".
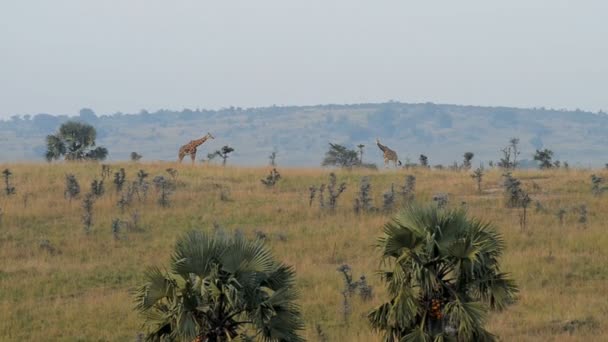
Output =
[
  {"x1": 111, "y1": 218, "x2": 121, "y2": 240},
  {"x1": 39, "y1": 239, "x2": 60, "y2": 255},
  {"x1": 90, "y1": 179, "x2": 104, "y2": 198},
  {"x1": 470, "y1": 167, "x2": 484, "y2": 193},
  {"x1": 326, "y1": 173, "x2": 346, "y2": 211},
  {"x1": 101, "y1": 164, "x2": 111, "y2": 179},
  {"x1": 2, "y1": 169, "x2": 16, "y2": 196},
  {"x1": 354, "y1": 176, "x2": 374, "y2": 213},
  {"x1": 382, "y1": 184, "x2": 396, "y2": 213},
  {"x1": 113, "y1": 168, "x2": 126, "y2": 192},
  {"x1": 399, "y1": 175, "x2": 416, "y2": 204},
  {"x1": 165, "y1": 168, "x2": 178, "y2": 182},
  {"x1": 575, "y1": 204, "x2": 588, "y2": 228},
  {"x1": 261, "y1": 168, "x2": 281, "y2": 187},
  {"x1": 432, "y1": 193, "x2": 449, "y2": 209},
  {"x1": 591, "y1": 174, "x2": 606, "y2": 196},
  {"x1": 64, "y1": 174, "x2": 81, "y2": 201},
  {"x1": 269, "y1": 151, "x2": 277, "y2": 166},
  {"x1": 82, "y1": 192, "x2": 95, "y2": 234},
  {"x1": 153, "y1": 175, "x2": 173, "y2": 207},
  {"x1": 308, "y1": 186, "x2": 317, "y2": 207},
  {"x1": 136, "y1": 170, "x2": 150, "y2": 201},
  {"x1": 556, "y1": 208, "x2": 566, "y2": 226},
  {"x1": 463, "y1": 152, "x2": 474, "y2": 169},
  {"x1": 130, "y1": 152, "x2": 142, "y2": 162},
  {"x1": 419, "y1": 154, "x2": 429, "y2": 168}
]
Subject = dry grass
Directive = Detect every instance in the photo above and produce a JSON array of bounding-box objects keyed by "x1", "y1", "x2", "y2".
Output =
[{"x1": 0, "y1": 162, "x2": 607, "y2": 341}]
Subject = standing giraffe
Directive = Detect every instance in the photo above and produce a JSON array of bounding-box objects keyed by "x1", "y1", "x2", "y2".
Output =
[
  {"x1": 178, "y1": 133, "x2": 215, "y2": 164},
  {"x1": 376, "y1": 138, "x2": 401, "y2": 168}
]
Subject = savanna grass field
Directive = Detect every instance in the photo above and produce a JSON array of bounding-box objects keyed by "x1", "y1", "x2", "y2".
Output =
[{"x1": 0, "y1": 163, "x2": 607, "y2": 341}]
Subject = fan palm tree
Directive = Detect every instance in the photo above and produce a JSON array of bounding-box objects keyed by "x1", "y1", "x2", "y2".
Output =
[
  {"x1": 45, "y1": 121, "x2": 108, "y2": 161},
  {"x1": 369, "y1": 206, "x2": 518, "y2": 342},
  {"x1": 134, "y1": 230, "x2": 304, "y2": 342}
]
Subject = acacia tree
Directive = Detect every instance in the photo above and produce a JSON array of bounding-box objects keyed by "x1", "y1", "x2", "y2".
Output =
[
  {"x1": 322, "y1": 143, "x2": 359, "y2": 168},
  {"x1": 135, "y1": 230, "x2": 304, "y2": 342},
  {"x1": 533, "y1": 149, "x2": 554, "y2": 169},
  {"x1": 45, "y1": 121, "x2": 108, "y2": 161},
  {"x1": 369, "y1": 206, "x2": 517, "y2": 341}
]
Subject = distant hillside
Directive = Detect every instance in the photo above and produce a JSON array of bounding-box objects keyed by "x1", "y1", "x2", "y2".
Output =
[{"x1": 1, "y1": 102, "x2": 607, "y2": 167}]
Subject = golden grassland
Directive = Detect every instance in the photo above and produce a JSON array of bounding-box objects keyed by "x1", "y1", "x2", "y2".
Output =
[{"x1": 0, "y1": 162, "x2": 607, "y2": 341}]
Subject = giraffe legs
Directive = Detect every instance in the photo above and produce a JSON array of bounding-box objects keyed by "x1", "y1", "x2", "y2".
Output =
[
  {"x1": 190, "y1": 150, "x2": 197, "y2": 165},
  {"x1": 178, "y1": 151, "x2": 186, "y2": 163}
]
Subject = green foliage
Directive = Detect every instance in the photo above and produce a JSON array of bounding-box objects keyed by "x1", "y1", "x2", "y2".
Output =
[
  {"x1": 354, "y1": 176, "x2": 375, "y2": 214},
  {"x1": 419, "y1": 155, "x2": 429, "y2": 168},
  {"x1": 463, "y1": 152, "x2": 474, "y2": 169},
  {"x1": 90, "y1": 179, "x2": 104, "y2": 198},
  {"x1": 113, "y1": 168, "x2": 126, "y2": 192},
  {"x1": 212, "y1": 146, "x2": 235, "y2": 166},
  {"x1": 369, "y1": 206, "x2": 517, "y2": 341},
  {"x1": 134, "y1": 230, "x2": 304, "y2": 342},
  {"x1": 534, "y1": 149, "x2": 554, "y2": 169},
  {"x1": 322, "y1": 143, "x2": 359, "y2": 169},
  {"x1": 64, "y1": 174, "x2": 80, "y2": 201},
  {"x1": 45, "y1": 121, "x2": 108, "y2": 161},
  {"x1": 130, "y1": 152, "x2": 143, "y2": 162}
]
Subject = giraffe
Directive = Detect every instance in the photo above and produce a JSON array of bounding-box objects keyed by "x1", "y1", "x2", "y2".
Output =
[
  {"x1": 376, "y1": 138, "x2": 401, "y2": 168},
  {"x1": 178, "y1": 132, "x2": 214, "y2": 164}
]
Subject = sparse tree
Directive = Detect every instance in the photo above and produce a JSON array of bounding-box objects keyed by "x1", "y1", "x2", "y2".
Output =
[
  {"x1": 357, "y1": 144, "x2": 365, "y2": 164},
  {"x1": 134, "y1": 230, "x2": 304, "y2": 342},
  {"x1": 471, "y1": 167, "x2": 484, "y2": 193},
  {"x1": 269, "y1": 151, "x2": 277, "y2": 167},
  {"x1": 533, "y1": 149, "x2": 554, "y2": 169},
  {"x1": 64, "y1": 174, "x2": 80, "y2": 202},
  {"x1": 419, "y1": 154, "x2": 429, "y2": 168},
  {"x1": 130, "y1": 152, "x2": 142, "y2": 162},
  {"x1": 354, "y1": 176, "x2": 374, "y2": 213},
  {"x1": 45, "y1": 121, "x2": 108, "y2": 161},
  {"x1": 2, "y1": 169, "x2": 16, "y2": 196},
  {"x1": 369, "y1": 206, "x2": 518, "y2": 341},
  {"x1": 113, "y1": 168, "x2": 126, "y2": 192},
  {"x1": 82, "y1": 193, "x2": 94, "y2": 234},
  {"x1": 322, "y1": 143, "x2": 359, "y2": 169},
  {"x1": 261, "y1": 168, "x2": 281, "y2": 187},
  {"x1": 213, "y1": 145, "x2": 235, "y2": 166},
  {"x1": 498, "y1": 138, "x2": 520, "y2": 169},
  {"x1": 463, "y1": 152, "x2": 474, "y2": 169}
]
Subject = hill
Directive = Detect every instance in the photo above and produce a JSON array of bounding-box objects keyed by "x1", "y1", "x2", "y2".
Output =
[{"x1": 1, "y1": 102, "x2": 607, "y2": 167}]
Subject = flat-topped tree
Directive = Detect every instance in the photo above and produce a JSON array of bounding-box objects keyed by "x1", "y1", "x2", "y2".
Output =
[{"x1": 45, "y1": 121, "x2": 108, "y2": 162}]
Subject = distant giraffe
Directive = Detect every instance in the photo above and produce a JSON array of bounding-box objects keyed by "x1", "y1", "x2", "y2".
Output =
[
  {"x1": 178, "y1": 133, "x2": 215, "y2": 164},
  {"x1": 376, "y1": 138, "x2": 401, "y2": 168}
]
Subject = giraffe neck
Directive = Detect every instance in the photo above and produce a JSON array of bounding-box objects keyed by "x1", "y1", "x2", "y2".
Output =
[
  {"x1": 191, "y1": 136, "x2": 209, "y2": 147},
  {"x1": 377, "y1": 142, "x2": 388, "y2": 153}
]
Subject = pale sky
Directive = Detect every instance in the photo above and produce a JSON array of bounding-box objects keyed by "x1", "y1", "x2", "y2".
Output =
[{"x1": 1, "y1": 1, "x2": 607, "y2": 118}]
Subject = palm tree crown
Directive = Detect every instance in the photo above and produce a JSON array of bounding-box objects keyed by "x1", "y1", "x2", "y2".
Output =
[
  {"x1": 134, "y1": 230, "x2": 304, "y2": 342},
  {"x1": 369, "y1": 206, "x2": 518, "y2": 342}
]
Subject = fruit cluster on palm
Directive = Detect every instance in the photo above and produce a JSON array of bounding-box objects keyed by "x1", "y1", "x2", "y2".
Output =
[
  {"x1": 369, "y1": 206, "x2": 518, "y2": 341},
  {"x1": 134, "y1": 230, "x2": 304, "y2": 342}
]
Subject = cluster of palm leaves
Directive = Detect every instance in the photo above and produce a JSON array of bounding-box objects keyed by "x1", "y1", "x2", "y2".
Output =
[
  {"x1": 134, "y1": 230, "x2": 304, "y2": 342},
  {"x1": 45, "y1": 121, "x2": 108, "y2": 161},
  {"x1": 368, "y1": 206, "x2": 518, "y2": 342}
]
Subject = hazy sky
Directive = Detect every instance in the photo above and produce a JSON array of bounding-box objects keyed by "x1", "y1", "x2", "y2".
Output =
[{"x1": 1, "y1": 1, "x2": 607, "y2": 118}]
